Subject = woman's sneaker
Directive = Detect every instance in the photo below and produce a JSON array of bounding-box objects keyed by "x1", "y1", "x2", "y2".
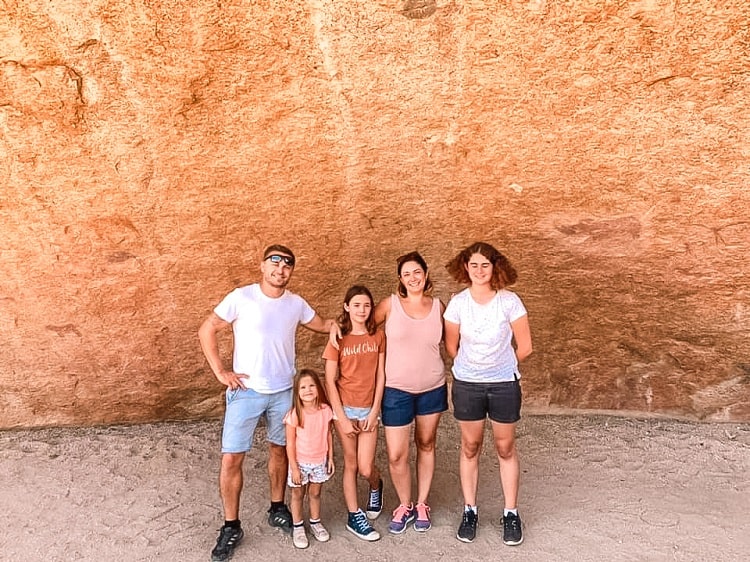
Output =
[
  {"x1": 365, "y1": 478, "x2": 383, "y2": 519},
  {"x1": 347, "y1": 509, "x2": 381, "y2": 541},
  {"x1": 456, "y1": 508, "x2": 478, "y2": 543},
  {"x1": 413, "y1": 502, "x2": 432, "y2": 532},
  {"x1": 502, "y1": 512, "x2": 523, "y2": 545},
  {"x1": 388, "y1": 503, "x2": 415, "y2": 534},
  {"x1": 292, "y1": 525, "x2": 309, "y2": 549},
  {"x1": 309, "y1": 521, "x2": 330, "y2": 542}
]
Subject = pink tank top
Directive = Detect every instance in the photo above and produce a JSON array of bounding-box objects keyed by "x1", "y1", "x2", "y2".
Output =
[{"x1": 384, "y1": 294, "x2": 446, "y2": 393}]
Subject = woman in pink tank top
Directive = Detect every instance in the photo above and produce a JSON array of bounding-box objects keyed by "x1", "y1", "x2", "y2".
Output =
[{"x1": 373, "y1": 251, "x2": 448, "y2": 535}]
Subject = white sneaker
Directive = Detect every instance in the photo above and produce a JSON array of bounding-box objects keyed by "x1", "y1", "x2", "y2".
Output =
[
  {"x1": 309, "y1": 521, "x2": 330, "y2": 542},
  {"x1": 292, "y1": 525, "x2": 308, "y2": 549}
]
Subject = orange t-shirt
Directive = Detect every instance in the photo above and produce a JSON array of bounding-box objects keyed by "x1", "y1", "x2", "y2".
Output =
[{"x1": 322, "y1": 331, "x2": 386, "y2": 408}]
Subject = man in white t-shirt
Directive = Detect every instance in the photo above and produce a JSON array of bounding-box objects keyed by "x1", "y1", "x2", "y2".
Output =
[{"x1": 198, "y1": 244, "x2": 336, "y2": 562}]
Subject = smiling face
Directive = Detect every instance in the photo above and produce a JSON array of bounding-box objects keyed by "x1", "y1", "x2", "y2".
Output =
[
  {"x1": 297, "y1": 375, "x2": 319, "y2": 405},
  {"x1": 465, "y1": 252, "x2": 493, "y2": 287},
  {"x1": 398, "y1": 260, "x2": 426, "y2": 295},
  {"x1": 260, "y1": 253, "x2": 294, "y2": 290},
  {"x1": 345, "y1": 294, "x2": 373, "y2": 327}
]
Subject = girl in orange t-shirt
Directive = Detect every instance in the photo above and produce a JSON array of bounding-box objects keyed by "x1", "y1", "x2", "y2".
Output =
[
  {"x1": 284, "y1": 369, "x2": 335, "y2": 549},
  {"x1": 323, "y1": 285, "x2": 385, "y2": 542}
]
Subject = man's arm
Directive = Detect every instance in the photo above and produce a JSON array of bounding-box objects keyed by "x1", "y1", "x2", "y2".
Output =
[
  {"x1": 302, "y1": 313, "x2": 336, "y2": 334},
  {"x1": 197, "y1": 312, "x2": 248, "y2": 389}
]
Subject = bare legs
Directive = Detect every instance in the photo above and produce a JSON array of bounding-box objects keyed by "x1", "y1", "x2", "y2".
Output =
[
  {"x1": 385, "y1": 412, "x2": 441, "y2": 506},
  {"x1": 219, "y1": 442, "x2": 289, "y2": 521},
  {"x1": 414, "y1": 413, "x2": 440, "y2": 503},
  {"x1": 337, "y1": 422, "x2": 381, "y2": 512},
  {"x1": 385, "y1": 425, "x2": 411, "y2": 506},
  {"x1": 268, "y1": 443, "x2": 288, "y2": 503},
  {"x1": 492, "y1": 422, "x2": 519, "y2": 510},
  {"x1": 290, "y1": 485, "x2": 305, "y2": 523},
  {"x1": 219, "y1": 453, "x2": 245, "y2": 520},
  {"x1": 290, "y1": 482, "x2": 323, "y2": 523},
  {"x1": 458, "y1": 419, "x2": 519, "y2": 509},
  {"x1": 307, "y1": 482, "x2": 323, "y2": 520}
]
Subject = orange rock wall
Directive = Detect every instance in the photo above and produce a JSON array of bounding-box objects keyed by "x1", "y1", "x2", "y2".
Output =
[{"x1": 1, "y1": 0, "x2": 748, "y2": 428}]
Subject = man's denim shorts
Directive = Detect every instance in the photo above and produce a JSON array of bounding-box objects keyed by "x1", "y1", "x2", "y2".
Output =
[{"x1": 221, "y1": 387, "x2": 292, "y2": 453}]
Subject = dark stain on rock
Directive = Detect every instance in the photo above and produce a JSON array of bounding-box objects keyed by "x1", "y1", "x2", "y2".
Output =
[
  {"x1": 46, "y1": 324, "x2": 82, "y2": 337},
  {"x1": 557, "y1": 216, "x2": 641, "y2": 240},
  {"x1": 108, "y1": 251, "x2": 136, "y2": 262},
  {"x1": 402, "y1": 0, "x2": 437, "y2": 19}
]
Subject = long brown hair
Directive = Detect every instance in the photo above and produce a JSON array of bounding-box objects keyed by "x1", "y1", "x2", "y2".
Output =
[
  {"x1": 337, "y1": 285, "x2": 377, "y2": 335},
  {"x1": 445, "y1": 241, "x2": 518, "y2": 289},
  {"x1": 291, "y1": 369, "x2": 329, "y2": 428}
]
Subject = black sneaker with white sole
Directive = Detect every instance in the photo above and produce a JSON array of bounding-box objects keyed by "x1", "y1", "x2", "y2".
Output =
[
  {"x1": 211, "y1": 525, "x2": 244, "y2": 562},
  {"x1": 267, "y1": 505, "x2": 293, "y2": 533},
  {"x1": 456, "y1": 509, "x2": 478, "y2": 543},
  {"x1": 503, "y1": 512, "x2": 523, "y2": 545}
]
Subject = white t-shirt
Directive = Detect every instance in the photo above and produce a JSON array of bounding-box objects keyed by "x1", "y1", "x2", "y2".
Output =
[
  {"x1": 443, "y1": 288, "x2": 527, "y2": 383},
  {"x1": 214, "y1": 284, "x2": 316, "y2": 393}
]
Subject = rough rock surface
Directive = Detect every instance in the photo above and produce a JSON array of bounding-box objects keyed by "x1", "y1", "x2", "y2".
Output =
[{"x1": 1, "y1": 0, "x2": 748, "y2": 428}]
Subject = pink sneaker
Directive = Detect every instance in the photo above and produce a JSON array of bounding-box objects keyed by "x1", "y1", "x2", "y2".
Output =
[
  {"x1": 414, "y1": 502, "x2": 432, "y2": 532},
  {"x1": 388, "y1": 503, "x2": 415, "y2": 534}
]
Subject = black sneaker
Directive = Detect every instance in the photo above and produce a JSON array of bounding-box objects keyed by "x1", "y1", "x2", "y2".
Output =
[
  {"x1": 211, "y1": 525, "x2": 244, "y2": 562},
  {"x1": 456, "y1": 508, "x2": 478, "y2": 543},
  {"x1": 503, "y1": 512, "x2": 523, "y2": 545},
  {"x1": 268, "y1": 505, "x2": 292, "y2": 533}
]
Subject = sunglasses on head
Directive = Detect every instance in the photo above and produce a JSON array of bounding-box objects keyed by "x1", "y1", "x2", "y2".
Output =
[{"x1": 265, "y1": 254, "x2": 295, "y2": 267}]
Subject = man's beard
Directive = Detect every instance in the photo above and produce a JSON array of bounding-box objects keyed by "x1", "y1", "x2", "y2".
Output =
[{"x1": 266, "y1": 274, "x2": 290, "y2": 288}]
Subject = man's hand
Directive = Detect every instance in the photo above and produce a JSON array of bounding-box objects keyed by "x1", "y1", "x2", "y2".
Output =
[
  {"x1": 218, "y1": 370, "x2": 249, "y2": 391},
  {"x1": 328, "y1": 322, "x2": 342, "y2": 350}
]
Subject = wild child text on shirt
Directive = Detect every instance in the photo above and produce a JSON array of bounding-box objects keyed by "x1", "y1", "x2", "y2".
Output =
[{"x1": 340, "y1": 340, "x2": 379, "y2": 357}]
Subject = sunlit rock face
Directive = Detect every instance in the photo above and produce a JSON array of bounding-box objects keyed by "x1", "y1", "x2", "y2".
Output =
[{"x1": 1, "y1": 0, "x2": 748, "y2": 428}]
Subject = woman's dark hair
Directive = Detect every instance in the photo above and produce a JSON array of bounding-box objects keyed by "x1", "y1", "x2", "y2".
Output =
[
  {"x1": 337, "y1": 285, "x2": 377, "y2": 335},
  {"x1": 445, "y1": 241, "x2": 518, "y2": 289},
  {"x1": 396, "y1": 251, "x2": 433, "y2": 297}
]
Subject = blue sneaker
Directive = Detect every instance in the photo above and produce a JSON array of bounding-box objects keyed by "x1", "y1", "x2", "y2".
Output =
[
  {"x1": 347, "y1": 509, "x2": 380, "y2": 541},
  {"x1": 413, "y1": 502, "x2": 432, "y2": 532},
  {"x1": 365, "y1": 478, "x2": 383, "y2": 520},
  {"x1": 388, "y1": 503, "x2": 415, "y2": 534}
]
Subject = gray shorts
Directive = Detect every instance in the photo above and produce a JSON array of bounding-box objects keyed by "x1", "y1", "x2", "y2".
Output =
[{"x1": 451, "y1": 378, "x2": 522, "y2": 423}]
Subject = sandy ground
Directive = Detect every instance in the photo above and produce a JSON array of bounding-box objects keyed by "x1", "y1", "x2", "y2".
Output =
[{"x1": 1, "y1": 413, "x2": 748, "y2": 562}]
